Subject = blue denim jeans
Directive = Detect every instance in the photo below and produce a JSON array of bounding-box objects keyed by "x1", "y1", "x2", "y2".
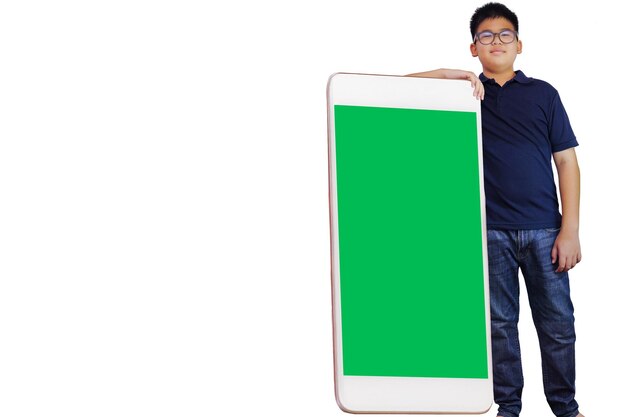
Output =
[{"x1": 487, "y1": 229, "x2": 579, "y2": 417}]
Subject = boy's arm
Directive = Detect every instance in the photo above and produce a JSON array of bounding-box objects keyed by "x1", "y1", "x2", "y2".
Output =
[
  {"x1": 552, "y1": 147, "x2": 582, "y2": 272},
  {"x1": 405, "y1": 68, "x2": 484, "y2": 100}
]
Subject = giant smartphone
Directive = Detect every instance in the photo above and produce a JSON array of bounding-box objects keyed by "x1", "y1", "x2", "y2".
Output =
[{"x1": 327, "y1": 73, "x2": 492, "y2": 414}]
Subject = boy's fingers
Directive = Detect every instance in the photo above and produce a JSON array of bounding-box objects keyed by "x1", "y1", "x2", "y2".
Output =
[
  {"x1": 551, "y1": 245, "x2": 557, "y2": 264},
  {"x1": 473, "y1": 84, "x2": 484, "y2": 100},
  {"x1": 463, "y1": 73, "x2": 484, "y2": 100},
  {"x1": 557, "y1": 255, "x2": 574, "y2": 273}
]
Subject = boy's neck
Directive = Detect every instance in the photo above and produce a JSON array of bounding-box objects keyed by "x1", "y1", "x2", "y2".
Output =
[{"x1": 483, "y1": 68, "x2": 517, "y2": 86}]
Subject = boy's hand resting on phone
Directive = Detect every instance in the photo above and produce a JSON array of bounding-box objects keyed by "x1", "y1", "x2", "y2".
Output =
[{"x1": 405, "y1": 68, "x2": 484, "y2": 100}]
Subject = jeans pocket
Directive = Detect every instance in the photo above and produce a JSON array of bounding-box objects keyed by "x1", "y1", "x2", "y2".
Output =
[{"x1": 544, "y1": 227, "x2": 561, "y2": 233}]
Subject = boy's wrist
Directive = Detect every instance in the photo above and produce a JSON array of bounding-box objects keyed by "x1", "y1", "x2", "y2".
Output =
[{"x1": 560, "y1": 223, "x2": 579, "y2": 234}]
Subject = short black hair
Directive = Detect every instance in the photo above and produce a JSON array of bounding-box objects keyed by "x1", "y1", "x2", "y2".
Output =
[{"x1": 470, "y1": 2, "x2": 519, "y2": 39}]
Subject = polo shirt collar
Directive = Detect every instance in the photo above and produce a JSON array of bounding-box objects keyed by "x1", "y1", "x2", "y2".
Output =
[{"x1": 479, "y1": 70, "x2": 531, "y2": 84}]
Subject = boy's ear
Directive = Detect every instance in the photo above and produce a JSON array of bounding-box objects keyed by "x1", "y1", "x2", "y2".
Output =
[
  {"x1": 470, "y1": 42, "x2": 478, "y2": 57},
  {"x1": 517, "y1": 39, "x2": 523, "y2": 54}
]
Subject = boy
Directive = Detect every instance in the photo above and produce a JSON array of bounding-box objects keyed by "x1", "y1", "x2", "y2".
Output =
[{"x1": 407, "y1": 3, "x2": 584, "y2": 417}]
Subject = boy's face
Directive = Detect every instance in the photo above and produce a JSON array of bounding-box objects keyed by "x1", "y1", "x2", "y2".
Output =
[{"x1": 470, "y1": 17, "x2": 522, "y2": 74}]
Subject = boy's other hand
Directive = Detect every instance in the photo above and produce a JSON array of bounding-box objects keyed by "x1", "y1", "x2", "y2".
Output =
[{"x1": 551, "y1": 229, "x2": 582, "y2": 273}]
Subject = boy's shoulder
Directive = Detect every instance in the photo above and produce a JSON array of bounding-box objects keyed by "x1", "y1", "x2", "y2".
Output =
[
  {"x1": 480, "y1": 70, "x2": 559, "y2": 97},
  {"x1": 516, "y1": 71, "x2": 559, "y2": 96},
  {"x1": 508, "y1": 71, "x2": 562, "y2": 106}
]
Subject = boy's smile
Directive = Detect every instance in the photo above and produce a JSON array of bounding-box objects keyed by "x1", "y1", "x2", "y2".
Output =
[{"x1": 470, "y1": 17, "x2": 522, "y2": 81}]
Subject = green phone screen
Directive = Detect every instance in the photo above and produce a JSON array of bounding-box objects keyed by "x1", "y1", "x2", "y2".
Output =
[{"x1": 334, "y1": 105, "x2": 488, "y2": 379}]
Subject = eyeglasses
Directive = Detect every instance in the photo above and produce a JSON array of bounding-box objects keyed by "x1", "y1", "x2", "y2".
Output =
[{"x1": 474, "y1": 29, "x2": 518, "y2": 45}]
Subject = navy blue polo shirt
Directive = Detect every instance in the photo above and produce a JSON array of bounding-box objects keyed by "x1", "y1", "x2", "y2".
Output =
[{"x1": 479, "y1": 70, "x2": 578, "y2": 229}]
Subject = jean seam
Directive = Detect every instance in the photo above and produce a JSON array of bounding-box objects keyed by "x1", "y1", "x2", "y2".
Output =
[
  {"x1": 517, "y1": 230, "x2": 530, "y2": 261},
  {"x1": 514, "y1": 331, "x2": 523, "y2": 388}
]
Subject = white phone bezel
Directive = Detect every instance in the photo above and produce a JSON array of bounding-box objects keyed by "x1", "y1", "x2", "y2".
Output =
[{"x1": 327, "y1": 72, "x2": 493, "y2": 414}]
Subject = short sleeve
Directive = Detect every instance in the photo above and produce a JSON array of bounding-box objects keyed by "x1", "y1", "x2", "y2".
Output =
[{"x1": 549, "y1": 92, "x2": 578, "y2": 153}]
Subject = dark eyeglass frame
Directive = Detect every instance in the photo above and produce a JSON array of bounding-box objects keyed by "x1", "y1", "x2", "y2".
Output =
[{"x1": 473, "y1": 29, "x2": 518, "y2": 45}]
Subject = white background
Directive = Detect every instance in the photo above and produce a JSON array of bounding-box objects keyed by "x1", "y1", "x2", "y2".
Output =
[{"x1": 0, "y1": 1, "x2": 622, "y2": 416}]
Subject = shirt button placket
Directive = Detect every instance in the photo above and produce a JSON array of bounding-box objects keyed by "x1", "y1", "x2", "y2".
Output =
[{"x1": 496, "y1": 88, "x2": 503, "y2": 111}]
